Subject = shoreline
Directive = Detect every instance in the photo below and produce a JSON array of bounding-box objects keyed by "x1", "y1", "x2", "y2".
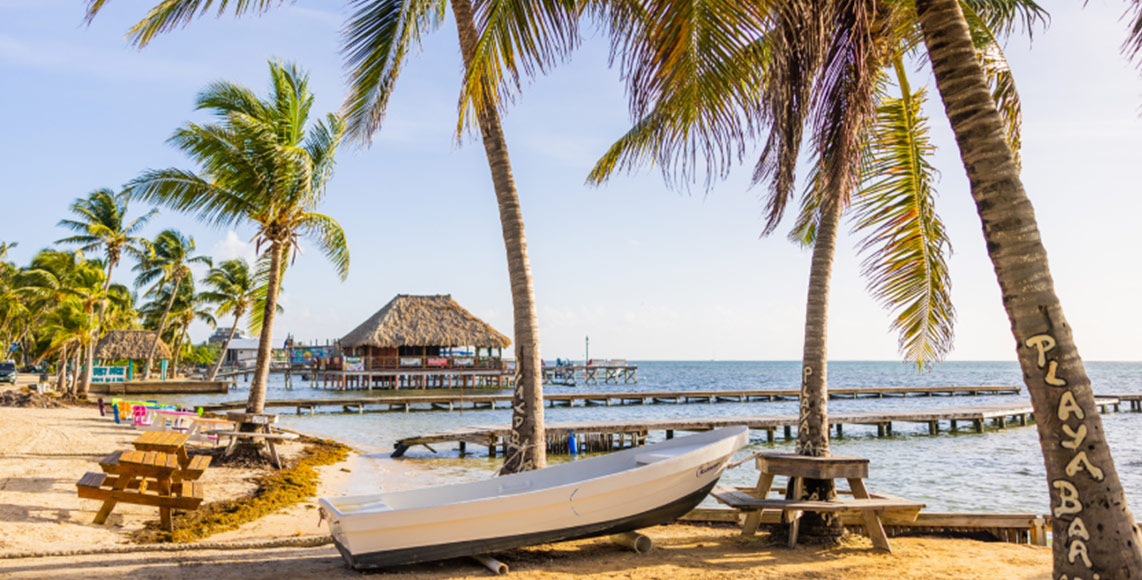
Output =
[{"x1": 0, "y1": 391, "x2": 1053, "y2": 578}]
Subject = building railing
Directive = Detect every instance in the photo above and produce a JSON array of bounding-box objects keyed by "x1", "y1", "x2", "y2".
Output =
[{"x1": 362, "y1": 355, "x2": 504, "y2": 371}]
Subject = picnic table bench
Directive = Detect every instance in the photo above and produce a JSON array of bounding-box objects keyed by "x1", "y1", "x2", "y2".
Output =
[
  {"x1": 76, "y1": 432, "x2": 211, "y2": 531},
  {"x1": 208, "y1": 430, "x2": 299, "y2": 469},
  {"x1": 711, "y1": 452, "x2": 924, "y2": 552},
  {"x1": 209, "y1": 412, "x2": 297, "y2": 469}
]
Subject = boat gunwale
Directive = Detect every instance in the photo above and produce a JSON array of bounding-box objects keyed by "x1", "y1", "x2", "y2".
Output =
[{"x1": 318, "y1": 426, "x2": 748, "y2": 519}]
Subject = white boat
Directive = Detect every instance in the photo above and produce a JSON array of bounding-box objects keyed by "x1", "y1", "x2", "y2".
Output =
[{"x1": 318, "y1": 426, "x2": 749, "y2": 570}]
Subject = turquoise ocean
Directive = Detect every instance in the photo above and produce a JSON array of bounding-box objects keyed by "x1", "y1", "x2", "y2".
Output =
[{"x1": 149, "y1": 361, "x2": 1142, "y2": 514}]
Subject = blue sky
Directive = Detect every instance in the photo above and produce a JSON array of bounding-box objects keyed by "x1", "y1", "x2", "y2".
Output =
[{"x1": 2, "y1": 1, "x2": 1141, "y2": 362}]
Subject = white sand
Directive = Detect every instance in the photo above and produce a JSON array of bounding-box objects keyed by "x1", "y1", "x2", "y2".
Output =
[{"x1": 0, "y1": 398, "x2": 1052, "y2": 579}]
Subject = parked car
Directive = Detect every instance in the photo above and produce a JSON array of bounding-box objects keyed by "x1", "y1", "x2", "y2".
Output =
[{"x1": 0, "y1": 361, "x2": 17, "y2": 384}]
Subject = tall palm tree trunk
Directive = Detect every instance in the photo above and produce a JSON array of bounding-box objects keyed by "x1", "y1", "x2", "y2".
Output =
[
  {"x1": 97, "y1": 261, "x2": 114, "y2": 335},
  {"x1": 793, "y1": 195, "x2": 845, "y2": 540},
  {"x1": 69, "y1": 347, "x2": 81, "y2": 395},
  {"x1": 77, "y1": 341, "x2": 94, "y2": 399},
  {"x1": 171, "y1": 325, "x2": 188, "y2": 379},
  {"x1": 208, "y1": 314, "x2": 243, "y2": 381},
  {"x1": 915, "y1": 0, "x2": 1142, "y2": 575},
  {"x1": 246, "y1": 242, "x2": 284, "y2": 415},
  {"x1": 56, "y1": 345, "x2": 68, "y2": 393},
  {"x1": 143, "y1": 277, "x2": 180, "y2": 380},
  {"x1": 452, "y1": 0, "x2": 545, "y2": 473},
  {"x1": 86, "y1": 260, "x2": 116, "y2": 397}
]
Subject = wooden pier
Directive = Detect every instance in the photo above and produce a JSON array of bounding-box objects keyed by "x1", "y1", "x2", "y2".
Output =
[
  {"x1": 1107, "y1": 393, "x2": 1142, "y2": 411},
  {"x1": 543, "y1": 363, "x2": 638, "y2": 386},
  {"x1": 198, "y1": 385, "x2": 1022, "y2": 415},
  {"x1": 390, "y1": 398, "x2": 1123, "y2": 458}
]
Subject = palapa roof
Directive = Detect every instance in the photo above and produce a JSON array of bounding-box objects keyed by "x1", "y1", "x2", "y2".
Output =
[
  {"x1": 94, "y1": 330, "x2": 172, "y2": 360},
  {"x1": 341, "y1": 294, "x2": 511, "y2": 349}
]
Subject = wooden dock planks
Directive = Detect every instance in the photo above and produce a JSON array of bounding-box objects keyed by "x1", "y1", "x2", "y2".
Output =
[
  {"x1": 199, "y1": 385, "x2": 1023, "y2": 414},
  {"x1": 390, "y1": 399, "x2": 1123, "y2": 457}
]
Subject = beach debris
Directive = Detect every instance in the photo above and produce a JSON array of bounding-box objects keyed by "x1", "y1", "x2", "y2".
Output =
[{"x1": 0, "y1": 390, "x2": 63, "y2": 408}]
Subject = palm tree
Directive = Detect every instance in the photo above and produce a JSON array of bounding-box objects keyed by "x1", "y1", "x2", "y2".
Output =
[
  {"x1": 200, "y1": 259, "x2": 256, "y2": 381},
  {"x1": 84, "y1": 0, "x2": 565, "y2": 473},
  {"x1": 57, "y1": 188, "x2": 156, "y2": 332},
  {"x1": 913, "y1": 0, "x2": 1142, "y2": 573},
  {"x1": 122, "y1": 61, "x2": 347, "y2": 415},
  {"x1": 0, "y1": 245, "x2": 22, "y2": 352},
  {"x1": 133, "y1": 229, "x2": 210, "y2": 380},
  {"x1": 36, "y1": 298, "x2": 97, "y2": 395},
  {"x1": 584, "y1": 0, "x2": 1034, "y2": 538},
  {"x1": 149, "y1": 281, "x2": 216, "y2": 377},
  {"x1": 17, "y1": 250, "x2": 105, "y2": 395}
]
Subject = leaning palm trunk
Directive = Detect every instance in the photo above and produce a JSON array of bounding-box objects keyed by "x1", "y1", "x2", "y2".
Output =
[
  {"x1": 56, "y1": 345, "x2": 68, "y2": 393},
  {"x1": 77, "y1": 340, "x2": 95, "y2": 399},
  {"x1": 246, "y1": 242, "x2": 284, "y2": 415},
  {"x1": 143, "y1": 276, "x2": 181, "y2": 380},
  {"x1": 915, "y1": 0, "x2": 1142, "y2": 575},
  {"x1": 70, "y1": 347, "x2": 81, "y2": 395},
  {"x1": 793, "y1": 195, "x2": 845, "y2": 540},
  {"x1": 171, "y1": 325, "x2": 188, "y2": 379},
  {"x1": 452, "y1": 0, "x2": 545, "y2": 473},
  {"x1": 208, "y1": 315, "x2": 242, "y2": 381},
  {"x1": 85, "y1": 261, "x2": 116, "y2": 397}
]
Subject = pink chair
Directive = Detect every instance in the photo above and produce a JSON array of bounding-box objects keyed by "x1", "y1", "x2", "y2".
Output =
[{"x1": 132, "y1": 405, "x2": 152, "y2": 428}]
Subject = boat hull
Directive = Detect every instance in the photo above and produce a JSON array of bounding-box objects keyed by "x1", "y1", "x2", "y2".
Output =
[
  {"x1": 320, "y1": 427, "x2": 748, "y2": 570},
  {"x1": 332, "y1": 480, "x2": 717, "y2": 570}
]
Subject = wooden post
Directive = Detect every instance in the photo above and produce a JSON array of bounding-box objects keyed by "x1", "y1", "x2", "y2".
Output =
[{"x1": 928, "y1": 421, "x2": 938, "y2": 435}]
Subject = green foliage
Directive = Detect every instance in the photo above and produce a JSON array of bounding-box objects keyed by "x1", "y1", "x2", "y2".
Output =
[
  {"x1": 185, "y1": 341, "x2": 221, "y2": 366},
  {"x1": 123, "y1": 61, "x2": 349, "y2": 281},
  {"x1": 57, "y1": 188, "x2": 156, "y2": 268}
]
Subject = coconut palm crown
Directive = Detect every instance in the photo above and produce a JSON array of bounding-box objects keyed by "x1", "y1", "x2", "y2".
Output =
[
  {"x1": 200, "y1": 258, "x2": 260, "y2": 381},
  {"x1": 133, "y1": 229, "x2": 211, "y2": 379},
  {"x1": 122, "y1": 60, "x2": 348, "y2": 415}
]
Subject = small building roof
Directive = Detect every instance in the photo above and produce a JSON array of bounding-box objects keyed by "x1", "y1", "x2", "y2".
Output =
[
  {"x1": 226, "y1": 339, "x2": 261, "y2": 351},
  {"x1": 341, "y1": 294, "x2": 511, "y2": 349},
  {"x1": 94, "y1": 330, "x2": 171, "y2": 360}
]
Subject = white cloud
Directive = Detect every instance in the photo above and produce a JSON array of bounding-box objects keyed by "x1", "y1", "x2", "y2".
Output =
[{"x1": 210, "y1": 231, "x2": 257, "y2": 265}]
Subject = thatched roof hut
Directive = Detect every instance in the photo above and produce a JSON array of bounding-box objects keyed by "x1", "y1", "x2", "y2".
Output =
[
  {"x1": 342, "y1": 294, "x2": 511, "y2": 349},
  {"x1": 94, "y1": 330, "x2": 171, "y2": 360}
]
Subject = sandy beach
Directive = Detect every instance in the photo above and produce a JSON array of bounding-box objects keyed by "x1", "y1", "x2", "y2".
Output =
[{"x1": 0, "y1": 391, "x2": 1054, "y2": 579}]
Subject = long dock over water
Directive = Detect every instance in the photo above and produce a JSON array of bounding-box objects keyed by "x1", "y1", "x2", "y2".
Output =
[
  {"x1": 542, "y1": 363, "x2": 639, "y2": 386},
  {"x1": 200, "y1": 385, "x2": 1022, "y2": 414},
  {"x1": 390, "y1": 398, "x2": 1125, "y2": 458}
]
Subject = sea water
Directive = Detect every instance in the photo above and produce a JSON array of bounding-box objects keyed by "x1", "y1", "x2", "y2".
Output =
[{"x1": 151, "y1": 361, "x2": 1142, "y2": 514}]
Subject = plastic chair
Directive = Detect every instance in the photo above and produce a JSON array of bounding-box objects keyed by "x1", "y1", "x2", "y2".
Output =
[{"x1": 132, "y1": 405, "x2": 152, "y2": 428}]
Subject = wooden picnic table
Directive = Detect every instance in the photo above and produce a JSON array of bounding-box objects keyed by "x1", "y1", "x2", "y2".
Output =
[
  {"x1": 712, "y1": 452, "x2": 924, "y2": 553},
  {"x1": 187, "y1": 416, "x2": 234, "y2": 444},
  {"x1": 208, "y1": 429, "x2": 298, "y2": 469},
  {"x1": 77, "y1": 433, "x2": 210, "y2": 531}
]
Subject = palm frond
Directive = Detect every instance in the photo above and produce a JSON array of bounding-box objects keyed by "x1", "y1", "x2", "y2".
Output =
[
  {"x1": 851, "y1": 76, "x2": 954, "y2": 368},
  {"x1": 124, "y1": 168, "x2": 250, "y2": 229},
  {"x1": 85, "y1": 0, "x2": 287, "y2": 48},
  {"x1": 457, "y1": 0, "x2": 580, "y2": 131},
  {"x1": 342, "y1": 0, "x2": 445, "y2": 143},
  {"x1": 589, "y1": 0, "x2": 769, "y2": 189},
  {"x1": 298, "y1": 212, "x2": 350, "y2": 281},
  {"x1": 960, "y1": 3, "x2": 1023, "y2": 166},
  {"x1": 958, "y1": 0, "x2": 1047, "y2": 39}
]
